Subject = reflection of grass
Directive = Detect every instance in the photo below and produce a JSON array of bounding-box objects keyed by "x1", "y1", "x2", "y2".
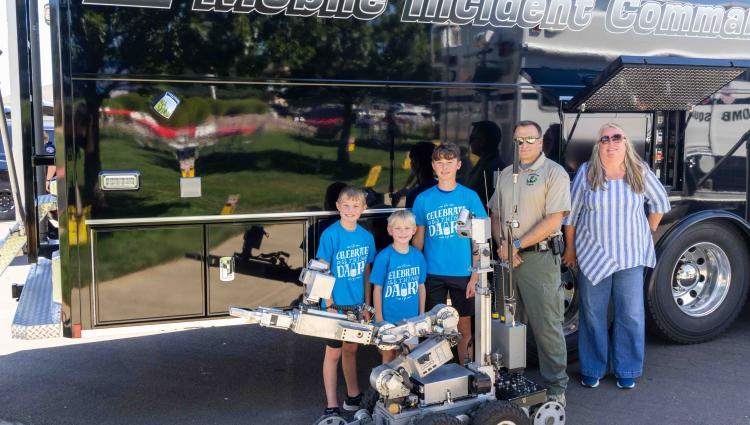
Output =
[
  {"x1": 95, "y1": 128, "x2": 413, "y2": 281},
  {"x1": 95, "y1": 226, "x2": 204, "y2": 282},
  {"x1": 100, "y1": 128, "x2": 414, "y2": 217}
]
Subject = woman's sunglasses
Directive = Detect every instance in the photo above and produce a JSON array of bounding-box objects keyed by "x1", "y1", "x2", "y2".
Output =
[
  {"x1": 599, "y1": 134, "x2": 625, "y2": 144},
  {"x1": 513, "y1": 136, "x2": 540, "y2": 145}
]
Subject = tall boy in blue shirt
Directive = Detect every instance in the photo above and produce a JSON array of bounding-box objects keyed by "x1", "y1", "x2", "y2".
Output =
[
  {"x1": 316, "y1": 186, "x2": 376, "y2": 416},
  {"x1": 371, "y1": 210, "x2": 427, "y2": 363},
  {"x1": 412, "y1": 142, "x2": 487, "y2": 365}
]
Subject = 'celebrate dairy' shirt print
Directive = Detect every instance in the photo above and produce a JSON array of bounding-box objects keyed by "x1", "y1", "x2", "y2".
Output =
[
  {"x1": 334, "y1": 245, "x2": 369, "y2": 278},
  {"x1": 316, "y1": 221, "x2": 376, "y2": 306},
  {"x1": 426, "y1": 205, "x2": 463, "y2": 238}
]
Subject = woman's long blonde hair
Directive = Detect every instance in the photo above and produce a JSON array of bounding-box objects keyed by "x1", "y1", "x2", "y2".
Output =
[{"x1": 586, "y1": 123, "x2": 646, "y2": 193}]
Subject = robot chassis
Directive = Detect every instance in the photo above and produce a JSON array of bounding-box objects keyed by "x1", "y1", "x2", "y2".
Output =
[{"x1": 230, "y1": 210, "x2": 565, "y2": 425}]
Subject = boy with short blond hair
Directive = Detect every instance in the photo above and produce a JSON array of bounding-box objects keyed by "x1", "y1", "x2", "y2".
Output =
[
  {"x1": 370, "y1": 210, "x2": 427, "y2": 363},
  {"x1": 316, "y1": 186, "x2": 376, "y2": 416},
  {"x1": 412, "y1": 142, "x2": 487, "y2": 365}
]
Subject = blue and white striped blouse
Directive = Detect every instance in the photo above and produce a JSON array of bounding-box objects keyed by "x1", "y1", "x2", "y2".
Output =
[{"x1": 563, "y1": 162, "x2": 671, "y2": 285}]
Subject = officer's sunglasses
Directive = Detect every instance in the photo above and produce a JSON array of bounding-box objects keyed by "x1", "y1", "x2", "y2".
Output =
[
  {"x1": 513, "y1": 136, "x2": 540, "y2": 145},
  {"x1": 599, "y1": 134, "x2": 625, "y2": 144}
]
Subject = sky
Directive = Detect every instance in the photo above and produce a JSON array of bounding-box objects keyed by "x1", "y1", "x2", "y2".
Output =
[{"x1": 1, "y1": 1, "x2": 54, "y2": 100}]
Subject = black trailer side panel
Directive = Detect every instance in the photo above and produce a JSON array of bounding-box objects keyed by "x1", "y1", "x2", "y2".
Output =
[{"x1": 56, "y1": 0, "x2": 750, "y2": 332}]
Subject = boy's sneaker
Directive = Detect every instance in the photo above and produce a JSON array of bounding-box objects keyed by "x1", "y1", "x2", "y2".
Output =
[
  {"x1": 616, "y1": 378, "x2": 636, "y2": 389},
  {"x1": 580, "y1": 375, "x2": 600, "y2": 388},
  {"x1": 343, "y1": 393, "x2": 363, "y2": 411},
  {"x1": 323, "y1": 407, "x2": 341, "y2": 415}
]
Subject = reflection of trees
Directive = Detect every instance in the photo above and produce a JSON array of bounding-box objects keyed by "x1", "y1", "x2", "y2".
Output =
[
  {"x1": 72, "y1": 3, "x2": 261, "y2": 211},
  {"x1": 257, "y1": 2, "x2": 435, "y2": 167},
  {"x1": 70, "y1": 1, "x2": 435, "y2": 210}
]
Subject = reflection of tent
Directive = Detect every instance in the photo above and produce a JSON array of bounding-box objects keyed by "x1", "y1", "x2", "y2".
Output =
[{"x1": 102, "y1": 108, "x2": 258, "y2": 142}]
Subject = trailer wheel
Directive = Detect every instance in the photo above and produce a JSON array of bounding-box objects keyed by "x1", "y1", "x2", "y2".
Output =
[
  {"x1": 360, "y1": 387, "x2": 379, "y2": 413},
  {"x1": 528, "y1": 265, "x2": 579, "y2": 363},
  {"x1": 471, "y1": 400, "x2": 530, "y2": 425},
  {"x1": 647, "y1": 222, "x2": 750, "y2": 343},
  {"x1": 312, "y1": 414, "x2": 348, "y2": 425},
  {"x1": 413, "y1": 412, "x2": 462, "y2": 425}
]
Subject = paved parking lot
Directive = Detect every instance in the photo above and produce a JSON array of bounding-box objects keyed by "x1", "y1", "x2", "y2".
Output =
[{"x1": 1, "y1": 221, "x2": 750, "y2": 425}]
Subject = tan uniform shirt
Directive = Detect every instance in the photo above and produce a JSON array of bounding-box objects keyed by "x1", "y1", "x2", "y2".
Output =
[{"x1": 488, "y1": 153, "x2": 571, "y2": 240}]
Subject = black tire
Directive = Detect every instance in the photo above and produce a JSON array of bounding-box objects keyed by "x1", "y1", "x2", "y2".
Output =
[
  {"x1": 312, "y1": 414, "x2": 348, "y2": 425},
  {"x1": 527, "y1": 264, "x2": 579, "y2": 364},
  {"x1": 647, "y1": 221, "x2": 750, "y2": 343},
  {"x1": 0, "y1": 190, "x2": 14, "y2": 220},
  {"x1": 360, "y1": 387, "x2": 379, "y2": 413},
  {"x1": 413, "y1": 412, "x2": 462, "y2": 425},
  {"x1": 471, "y1": 400, "x2": 529, "y2": 425}
]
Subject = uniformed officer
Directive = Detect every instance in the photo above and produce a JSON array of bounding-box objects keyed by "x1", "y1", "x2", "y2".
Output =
[{"x1": 488, "y1": 120, "x2": 571, "y2": 406}]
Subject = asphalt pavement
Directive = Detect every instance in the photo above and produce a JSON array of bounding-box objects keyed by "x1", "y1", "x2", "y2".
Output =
[{"x1": 1, "y1": 220, "x2": 749, "y2": 425}]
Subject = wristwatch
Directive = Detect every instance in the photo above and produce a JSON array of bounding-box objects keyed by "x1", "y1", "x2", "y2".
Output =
[{"x1": 512, "y1": 239, "x2": 522, "y2": 250}]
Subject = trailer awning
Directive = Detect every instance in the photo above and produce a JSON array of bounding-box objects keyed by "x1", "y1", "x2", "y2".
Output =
[{"x1": 564, "y1": 56, "x2": 750, "y2": 112}]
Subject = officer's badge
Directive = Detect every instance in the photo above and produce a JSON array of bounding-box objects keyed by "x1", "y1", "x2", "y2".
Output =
[{"x1": 526, "y1": 174, "x2": 539, "y2": 185}]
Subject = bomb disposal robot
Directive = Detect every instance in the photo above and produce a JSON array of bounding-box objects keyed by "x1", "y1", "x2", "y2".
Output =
[{"x1": 231, "y1": 209, "x2": 565, "y2": 425}]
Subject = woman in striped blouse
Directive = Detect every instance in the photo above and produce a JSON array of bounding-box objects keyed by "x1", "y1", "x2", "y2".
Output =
[{"x1": 562, "y1": 123, "x2": 670, "y2": 390}]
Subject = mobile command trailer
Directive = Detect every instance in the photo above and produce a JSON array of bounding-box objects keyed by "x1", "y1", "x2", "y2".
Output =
[{"x1": 8, "y1": 0, "x2": 750, "y2": 349}]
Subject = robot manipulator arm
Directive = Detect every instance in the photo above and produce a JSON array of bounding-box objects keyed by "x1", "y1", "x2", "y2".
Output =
[
  {"x1": 373, "y1": 304, "x2": 460, "y2": 350},
  {"x1": 230, "y1": 302, "x2": 460, "y2": 351}
]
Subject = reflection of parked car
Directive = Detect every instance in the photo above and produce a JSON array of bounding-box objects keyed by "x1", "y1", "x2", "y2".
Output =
[
  {"x1": 303, "y1": 104, "x2": 347, "y2": 138},
  {"x1": 394, "y1": 105, "x2": 435, "y2": 138}
]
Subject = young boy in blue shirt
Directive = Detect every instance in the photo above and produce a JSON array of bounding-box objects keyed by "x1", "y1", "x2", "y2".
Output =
[
  {"x1": 316, "y1": 186, "x2": 376, "y2": 416},
  {"x1": 412, "y1": 142, "x2": 487, "y2": 365},
  {"x1": 370, "y1": 210, "x2": 427, "y2": 363}
]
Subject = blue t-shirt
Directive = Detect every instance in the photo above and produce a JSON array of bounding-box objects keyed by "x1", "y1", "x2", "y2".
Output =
[
  {"x1": 316, "y1": 220, "x2": 376, "y2": 307},
  {"x1": 412, "y1": 184, "x2": 487, "y2": 276},
  {"x1": 370, "y1": 245, "x2": 426, "y2": 323}
]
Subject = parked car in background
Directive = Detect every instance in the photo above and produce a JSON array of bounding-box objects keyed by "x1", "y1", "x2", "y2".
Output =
[{"x1": 0, "y1": 104, "x2": 55, "y2": 221}]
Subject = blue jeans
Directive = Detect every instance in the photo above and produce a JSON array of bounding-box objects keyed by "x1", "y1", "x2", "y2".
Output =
[{"x1": 578, "y1": 266, "x2": 645, "y2": 379}]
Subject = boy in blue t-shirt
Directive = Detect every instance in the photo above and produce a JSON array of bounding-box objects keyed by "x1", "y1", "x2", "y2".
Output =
[
  {"x1": 412, "y1": 142, "x2": 487, "y2": 365},
  {"x1": 370, "y1": 210, "x2": 426, "y2": 363},
  {"x1": 315, "y1": 186, "x2": 376, "y2": 416}
]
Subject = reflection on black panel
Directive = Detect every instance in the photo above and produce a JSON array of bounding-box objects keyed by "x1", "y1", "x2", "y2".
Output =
[
  {"x1": 684, "y1": 84, "x2": 750, "y2": 193},
  {"x1": 93, "y1": 226, "x2": 205, "y2": 323},
  {"x1": 206, "y1": 222, "x2": 305, "y2": 313},
  {"x1": 68, "y1": 2, "x2": 439, "y2": 83},
  {"x1": 81, "y1": 82, "x2": 516, "y2": 219}
]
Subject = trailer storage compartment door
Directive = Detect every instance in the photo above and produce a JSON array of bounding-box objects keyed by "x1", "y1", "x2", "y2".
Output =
[
  {"x1": 206, "y1": 222, "x2": 305, "y2": 315},
  {"x1": 92, "y1": 226, "x2": 205, "y2": 324}
]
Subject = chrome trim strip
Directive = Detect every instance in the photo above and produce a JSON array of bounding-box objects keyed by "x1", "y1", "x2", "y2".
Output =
[
  {"x1": 668, "y1": 194, "x2": 746, "y2": 203},
  {"x1": 70, "y1": 75, "x2": 555, "y2": 90},
  {"x1": 85, "y1": 208, "x2": 402, "y2": 227},
  {"x1": 90, "y1": 227, "x2": 97, "y2": 327},
  {"x1": 81, "y1": 317, "x2": 248, "y2": 338}
]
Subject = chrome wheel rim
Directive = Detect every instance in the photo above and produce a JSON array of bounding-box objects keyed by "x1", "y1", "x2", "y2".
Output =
[
  {"x1": 560, "y1": 266, "x2": 578, "y2": 336},
  {"x1": 671, "y1": 242, "x2": 731, "y2": 317}
]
